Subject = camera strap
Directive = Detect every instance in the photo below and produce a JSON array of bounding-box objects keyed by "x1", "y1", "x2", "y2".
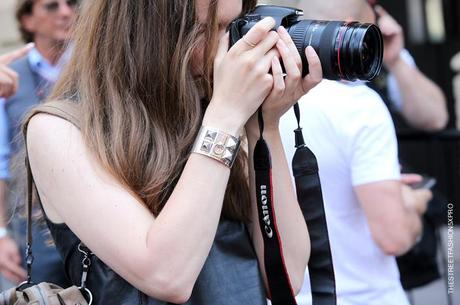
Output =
[
  {"x1": 253, "y1": 104, "x2": 336, "y2": 305},
  {"x1": 253, "y1": 108, "x2": 298, "y2": 305},
  {"x1": 291, "y1": 103, "x2": 336, "y2": 305}
]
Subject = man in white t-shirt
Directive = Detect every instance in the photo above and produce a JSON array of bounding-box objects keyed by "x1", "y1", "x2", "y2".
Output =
[
  {"x1": 278, "y1": 1, "x2": 433, "y2": 304},
  {"x1": 281, "y1": 80, "x2": 429, "y2": 305}
]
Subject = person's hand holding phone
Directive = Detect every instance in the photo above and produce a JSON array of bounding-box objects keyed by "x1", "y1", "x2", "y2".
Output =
[{"x1": 401, "y1": 174, "x2": 433, "y2": 216}]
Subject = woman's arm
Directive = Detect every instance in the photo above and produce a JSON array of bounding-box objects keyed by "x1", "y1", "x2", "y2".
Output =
[
  {"x1": 27, "y1": 114, "x2": 232, "y2": 304},
  {"x1": 27, "y1": 18, "x2": 282, "y2": 304}
]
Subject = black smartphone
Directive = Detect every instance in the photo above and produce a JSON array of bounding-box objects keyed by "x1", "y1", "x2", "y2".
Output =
[{"x1": 410, "y1": 176, "x2": 437, "y2": 190}]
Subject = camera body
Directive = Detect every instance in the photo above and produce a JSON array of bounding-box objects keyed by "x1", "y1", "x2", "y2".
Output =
[
  {"x1": 229, "y1": 5, "x2": 304, "y2": 44},
  {"x1": 229, "y1": 5, "x2": 384, "y2": 81}
]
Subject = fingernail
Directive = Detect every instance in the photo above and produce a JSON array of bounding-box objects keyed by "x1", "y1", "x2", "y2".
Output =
[
  {"x1": 306, "y1": 46, "x2": 315, "y2": 56},
  {"x1": 278, "y1": 26, "x2": 288, "y2": 35},
  {"x1": 263, "y1": 17, "x2": 276, "y2": 26}
]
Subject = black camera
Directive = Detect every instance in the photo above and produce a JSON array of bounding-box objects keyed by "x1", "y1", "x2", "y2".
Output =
[{"x1": 229, "y1": 5, "x2": 384, "y2": 81}]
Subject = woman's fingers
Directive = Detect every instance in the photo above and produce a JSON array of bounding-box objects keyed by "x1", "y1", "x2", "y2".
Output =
[
  {"x1": 231, "y1": 17, "x2": 276, "y2": 54},
  {"x1": 215, "y1": 32, "x2": 230, "y2": 68},
  {"x1": 212, "y1": 19, "x2": 319, "y2": 127},
  {"x1": 277, "y1": 26, "x2": 302, "y2": 70},
  {"x1": 257, "y1": 49, "x2": 280, "y2": 73},
  {"x1": 277, "y1": 39, "x2": 301, "y2": 86},
  {"x1": 259, "y1": 56, "x2": 284, "y2": 117},
  {"x1": 268, "y1": 56, "x2": 285, "y2": 99},
  {"x1": 302, "y1": 46, "x2": 322, "y2": 92},
  {"x1": 251, "y1": 31, "x2": 280, "y2": 56}
]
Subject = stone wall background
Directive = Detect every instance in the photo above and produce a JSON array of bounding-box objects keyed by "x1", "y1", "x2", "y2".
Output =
[{"x1": 0, "y1": 0, "x2": 22, "y2": 54}]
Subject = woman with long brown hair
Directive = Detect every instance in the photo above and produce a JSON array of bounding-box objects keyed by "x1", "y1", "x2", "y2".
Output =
[{"x1": 23, "y1": 0, "x2": 322, "y2": 304}]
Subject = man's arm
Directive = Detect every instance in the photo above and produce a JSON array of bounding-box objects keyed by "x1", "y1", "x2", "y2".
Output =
[
  {"x1": 347, "y1": 88, "x2": 431, "y2": 256},
  {"x1": 355, "y1": 180, "x2": 431, "y2": 256},
  {"x1": 387, "y1": 55, "x2": 448, "y2": 131},
  {"x1": 376, "y1": 5, "x2": 448, "y2": 131}
]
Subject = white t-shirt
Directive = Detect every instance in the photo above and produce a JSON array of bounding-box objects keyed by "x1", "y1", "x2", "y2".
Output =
[{"x1": 279, "y1": 80, "x2": 408, "y2": 305}]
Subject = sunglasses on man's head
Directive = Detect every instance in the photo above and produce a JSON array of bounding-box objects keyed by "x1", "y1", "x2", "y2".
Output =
[{"x1": 43, "y1": 0, "x2": 79, "y2": 13}]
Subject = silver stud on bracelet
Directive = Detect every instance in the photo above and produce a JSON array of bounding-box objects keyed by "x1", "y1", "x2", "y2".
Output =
[{"x1": 192, "y1": 126, "x2": 241, "y2": 168}]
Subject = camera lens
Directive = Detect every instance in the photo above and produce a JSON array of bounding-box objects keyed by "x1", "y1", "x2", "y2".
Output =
[
  {"x1": 288, "y1": 20, "x2": 383, "y2": 81},
  {"x1": 359, "y1": 25, "x2": 381, "y2": 79},
  {"x1": 228, "y1": 6, "x2": 384, "y2": 81}
]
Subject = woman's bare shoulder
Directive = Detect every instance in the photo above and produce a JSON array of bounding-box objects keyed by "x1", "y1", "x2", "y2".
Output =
[
  {"x1": 26, "y1": 112, "x2": 83, "y2": 151},
  {"x1": 25, "y1": 113, "x2": 86, "y2": 223},
  {"x1": 27, "y1": 110, "x2": 78, "y2": 129}
]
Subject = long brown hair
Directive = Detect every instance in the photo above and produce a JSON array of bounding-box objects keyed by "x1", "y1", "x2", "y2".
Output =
[{"x1": 49, "y1": 0, "x2": 257, "y2": 221}]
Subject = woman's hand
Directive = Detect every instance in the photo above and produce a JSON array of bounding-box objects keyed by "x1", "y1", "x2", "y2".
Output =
[
  {"x1": 203, "y1": 17, "x2": 280, "y2": 135},
  {"x1": 246, "y1": 26, "x2": 322, "y2": 133}
]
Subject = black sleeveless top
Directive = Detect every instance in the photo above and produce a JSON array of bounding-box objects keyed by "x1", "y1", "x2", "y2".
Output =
[{"x1": 45, "y1": 216, "x2": 267, "y2": 305}]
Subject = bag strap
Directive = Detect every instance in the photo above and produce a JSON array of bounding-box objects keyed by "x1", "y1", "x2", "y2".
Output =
[
  {"x1": 21, "y1": 100, "x2": 82, "y2": 285},
  {"x1": 21, "y1": 101, "x2": 93, "y2": 304}
]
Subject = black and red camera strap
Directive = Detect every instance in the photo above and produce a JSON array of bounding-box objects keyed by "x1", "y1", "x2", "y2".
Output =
[
  {"x1": 253, "y1": 104, "x2": 337, "y2": 305},
  {"x1": 254, "y1": 109, "x2": 298, "y2": 305}
]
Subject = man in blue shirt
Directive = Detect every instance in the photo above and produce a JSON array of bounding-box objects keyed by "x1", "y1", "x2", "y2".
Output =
[
  {"x1": 0, "y1": 0, "x2": 78, "y2": 285},
  {"x1": 0, "y1": 43, "x2": 34, "y2": 284}
]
